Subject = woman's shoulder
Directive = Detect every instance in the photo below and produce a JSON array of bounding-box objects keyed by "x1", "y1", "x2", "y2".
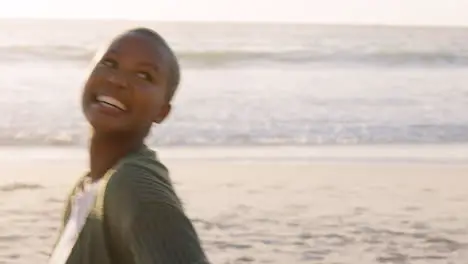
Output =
[
  {"x1": 118, "y1": 145, "x2": 171, "y2": 183},
  {"x1": 104, "y1": 146, "x2": 182, "y2": 211}
]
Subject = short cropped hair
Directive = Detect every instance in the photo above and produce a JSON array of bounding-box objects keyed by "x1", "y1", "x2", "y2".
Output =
[{"x1": 126, "y1": 27, "x2": 180, "y2": 101}]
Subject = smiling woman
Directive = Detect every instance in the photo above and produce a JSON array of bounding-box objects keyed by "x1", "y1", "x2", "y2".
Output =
[
  {"x1": 49, "y1": 27, "x2": 209, "y2": 264},
  {"x1": 82, "y1": 28, "x2": 177, "y2": 134}
]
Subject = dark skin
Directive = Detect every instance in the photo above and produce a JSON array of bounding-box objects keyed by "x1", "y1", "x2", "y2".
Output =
[{"x1": 81, "y1": 31, "x2": 172, "y2": 181}]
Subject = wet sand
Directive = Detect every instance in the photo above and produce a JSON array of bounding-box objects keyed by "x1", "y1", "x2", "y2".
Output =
[{"x1": 1, "y1": 147, "x2": 467, "y2": 264}]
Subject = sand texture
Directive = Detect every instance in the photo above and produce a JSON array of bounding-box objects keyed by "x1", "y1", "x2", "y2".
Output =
[{"x1": 1, "y1": 153, "x2": 467, "y2": 264}]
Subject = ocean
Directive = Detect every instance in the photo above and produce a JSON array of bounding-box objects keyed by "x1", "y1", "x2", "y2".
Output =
[{"x1": 1, "y1": 20, "x2": 468, "y2": 147}]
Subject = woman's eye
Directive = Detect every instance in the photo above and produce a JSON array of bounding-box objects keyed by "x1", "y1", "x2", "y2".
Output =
[
  {"x1": 136, "y1": 72, "x2": 153, "y2": 82},
  {"x1": 100, "y1": 58, "x2": 116, "y2": 67}
]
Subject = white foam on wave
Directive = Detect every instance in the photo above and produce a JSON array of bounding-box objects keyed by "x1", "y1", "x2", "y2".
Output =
[{"x1": 1, "y1": 145, "x2": 467, "y2": 164}]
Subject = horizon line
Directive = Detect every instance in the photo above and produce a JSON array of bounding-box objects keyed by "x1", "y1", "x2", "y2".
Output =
[{"x1": 1, "y1": 17, "x2": 468, "y2": 29}]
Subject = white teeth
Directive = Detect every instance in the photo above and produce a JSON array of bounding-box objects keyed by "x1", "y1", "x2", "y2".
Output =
[{"x1": 96, "y1": 95, "x2": 126, "y2": 111}]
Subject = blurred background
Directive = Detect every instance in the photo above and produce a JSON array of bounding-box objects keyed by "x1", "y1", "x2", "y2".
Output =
[{"x1": 1, "y1": 1, "x2": 468, "y2": 263}]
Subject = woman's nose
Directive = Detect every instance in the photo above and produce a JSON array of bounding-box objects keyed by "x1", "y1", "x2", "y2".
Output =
[{"x1": 107, "y1": 73, "x2": 128, "y2": 88}]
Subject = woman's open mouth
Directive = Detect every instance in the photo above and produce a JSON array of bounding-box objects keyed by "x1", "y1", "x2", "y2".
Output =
[{"x1": 95, "y1": 95, "x2": 127, "y2": 111}]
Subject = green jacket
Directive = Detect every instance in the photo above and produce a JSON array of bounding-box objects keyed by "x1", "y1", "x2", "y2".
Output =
[{"x1": 51, "y1": 146, "x2": 209, "y2": 264}]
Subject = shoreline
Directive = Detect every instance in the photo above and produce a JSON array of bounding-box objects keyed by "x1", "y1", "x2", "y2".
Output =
[{"x1": 0, "y1": 144, "x2": 467, "y2": 164}]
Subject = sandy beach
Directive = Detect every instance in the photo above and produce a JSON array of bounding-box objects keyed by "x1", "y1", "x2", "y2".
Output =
[{"x1": 0, "y1": 146, "x2": 467, "y2": 264}]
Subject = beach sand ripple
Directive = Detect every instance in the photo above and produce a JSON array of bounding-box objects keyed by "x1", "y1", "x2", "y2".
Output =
[{"x1": 1, "y1": 160, "x2": 467, "y2": 264}]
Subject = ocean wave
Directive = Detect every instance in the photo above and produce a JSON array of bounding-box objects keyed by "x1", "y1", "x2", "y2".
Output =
[
  {"x1": 1, "y1": 45, "x2": 468, "y2": 67},
  {"x1": 0, "y1": 45, "x2": 93, "y2": 61},
  {"x1": 0, "y1": 183, "x2": 43, "y2": 192},
  {"x1": 0, "y1": 124, "x2": 468, "y2": 147}
]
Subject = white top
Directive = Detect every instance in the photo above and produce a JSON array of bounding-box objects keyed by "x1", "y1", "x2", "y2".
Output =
[{"x1": 49, "y1": 178, "x2": 101, "y2": 264}]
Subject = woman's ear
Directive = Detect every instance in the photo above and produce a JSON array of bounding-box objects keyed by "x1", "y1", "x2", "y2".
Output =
[{"x1": 153, "y1": 103, "x2": 171, "y2": 124}]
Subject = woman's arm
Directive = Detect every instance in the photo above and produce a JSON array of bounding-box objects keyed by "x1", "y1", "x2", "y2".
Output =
[
  {"x1": 104, "y1": 163, "x2": 209, "y2": 264},
  {"x1": 124, "y1": 202, "x2": 209, "y2": 263}
]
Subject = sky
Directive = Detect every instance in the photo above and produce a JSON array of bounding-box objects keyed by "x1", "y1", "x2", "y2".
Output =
[{"x1": 0, "y1": 0, "x2": 467, "y2": 26}]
